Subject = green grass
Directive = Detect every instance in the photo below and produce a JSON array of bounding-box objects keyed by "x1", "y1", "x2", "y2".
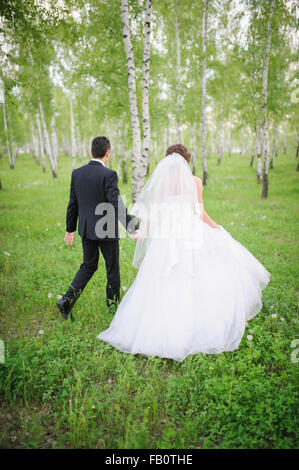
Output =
[{"x1": 0, "y1": 150, "x2": 298, "y2": 449}]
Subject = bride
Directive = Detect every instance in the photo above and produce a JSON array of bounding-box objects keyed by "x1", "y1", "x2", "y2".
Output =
[{"x1": 98, "y1": 144, "x2": 270, "y2": 361}]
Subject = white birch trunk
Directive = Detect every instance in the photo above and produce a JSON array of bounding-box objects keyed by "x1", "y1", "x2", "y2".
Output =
[
  {"x1": 62, "y1": 135, "x2": 71, "y2": 156},
  {"x1": 227, "y1": 113, "x2": 232, "y2": 156},
  {"x1": 256, "y1": 126, "x2": 262, "y2": 182},
  {"x1": 293, "y1": 125, "x2": 299, "y2": 160},
  {"x1": 163, "y1": 129, "x2": 168, "y2": 158},
  {"x1": 39, "y1": 97, "x2": 57, "y2": 178},
  {"x1": 191, "y1": 126, "x2": 197, "y2": 175},
  {"x1": 175, "y1": 0, "x2": 181, "y2": 142},
  {"x1": 201, "y1": 0, "x2": 208, "y2": 184},
  {"x1": 167, "y1": 126, "x2": 170, "y2": 149},
  {"x1": 36, "y1": 113, "x2": 46, "y2": 172},
  {"x1": 209, "y1": 126, "x2": 214, "y2": 155},
  {"x1": 250, "y1": 129, "x2": 257, "y2": 167},
  {"x1": 154, "y1": 139, "x2": 158, "y2": 163},
  {"x1": 122, "y1": 150, "x2": 129, "y2": 184},
  {"x1": 51, "y1": 116, "x2": 59, "y2": 168},
  {"x1": 69, "y1": 93, "x2": 77, "y2": 169},
  {"x1": 283, "y1": 121, "x2": 287, "y2": 155},
  {"x1": 270, "y1": 126, "x2": 277, "y2": 169},
  {"x1": 217, "y1": 101, "x2": 224, "y2": 165},
  {"x1": 106, "y1": 120, "x2": 113, "y2": 169},
  {"x1": 76, "y1": 126, "x2": 82, "y2": 160},
  {"x1": 2, "y1": 88, "x2": 14, "y2": 169},
  {"x1": 121, "y1": 0, "x2": 143, "y2": 201},
  {"x1": 241, "y1": 138, "x2": 245, "y2": 157},
  {"x1": 142, "y1": 0, "x2": 152, "y2": 175},
  {"x1": 83, "y1": 136, "x2": 87, "y2": 163},
  {"x1": 30, "y1": 122, "x2": 40, "y2": 165},
  {"x1": 261, "y1": 0, "x2": 275, "y2": 198},
  {"x1": 296, "y1": 128, "x2": 299, "y2": 170},
  {"x1": 13, "y1": 145, "x2": 18, "y2": 162}
]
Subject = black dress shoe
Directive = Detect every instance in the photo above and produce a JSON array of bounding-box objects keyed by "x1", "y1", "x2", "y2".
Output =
[{"x1": 57, "y1": 296, "x2": 74, "y2": 321}]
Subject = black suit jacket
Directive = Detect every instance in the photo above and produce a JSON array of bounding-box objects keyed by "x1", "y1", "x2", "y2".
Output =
[{"x1": 66, "y1": 160, "x2": 136, "y2": 240}]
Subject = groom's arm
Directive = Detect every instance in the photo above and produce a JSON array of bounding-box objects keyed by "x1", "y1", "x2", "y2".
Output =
[
  {"x1": 66, "y1": 170, "x2": 78, "y2": 233},
  {"x1": 104, "y1": 170, "x2": 138, "y2": 235}
]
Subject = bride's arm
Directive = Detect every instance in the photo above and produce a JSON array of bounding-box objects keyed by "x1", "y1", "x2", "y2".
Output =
[{"x1": 194, "y1": 177, "x2": 220, "y2": 229}]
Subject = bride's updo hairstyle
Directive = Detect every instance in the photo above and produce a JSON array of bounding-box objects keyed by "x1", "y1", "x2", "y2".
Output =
[{"x1": 165, "y1": 144, "x2": 191, "y2": 164}]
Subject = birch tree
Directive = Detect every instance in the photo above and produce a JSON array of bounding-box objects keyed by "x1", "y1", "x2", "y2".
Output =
[
  {"x1": 190, "y1": 125, "x2": 197, "y2": 175},
  {"x1": 175, "y1": 0, "x2": 182, "y2": 142},
  {"x1": 69, "y1": 92, "x2": 77, "y2": 169},
  {"x1": 261, "y1": 0, "x2": 275, "y2": 198},
  {"x1": 36, "y1": 113, "x2": 46, "y2": 172},
  {"x1": 122, "y1": 150, "x2": 129, "y2": 184},
  {"x1": 270, "y1": 126, "x2": 277, "y2": 169},
  {"x1": 30, "y1": 121, "x2": 40, "y2": 165},
  {"x1": 227, "y1": 113, "x2": 232, "y2": 156},
  {"x1": 293, "y1": 126, "x2": 299, "y2": 162},
  {"x1": 1, "y1": 84, "x2": 14, "y2": 169},
  {"x1": 217, "y1": 100, "x2": 224, "y2": 166},
  {"x1": 142, "y1": 0, "x2": 152, "y2": 174},
  {"x1": 121, "y1": 0, "x2": 143, "y2": 201},
  {"x1": 283, "y1": 121, "x2": 287, "y2": 155},
  {"x1": 39, "y1": 97, "x2": 57, "y2": 178},
  {"x1": 201, "y1": 0, "x2": 208, "y2": 185},
  {"x1": 256, "y1": 125, "x2": 263, "y2": 183},
  {"x1": 250, "y1": 129, "x2": 257, "y2": 167},
  {"x1": 51, "y1": 115, "x2": 59, "y2": 168}
]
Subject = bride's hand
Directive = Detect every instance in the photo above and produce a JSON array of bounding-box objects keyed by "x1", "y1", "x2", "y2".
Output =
[
  {"x1": 211, "y1": 222, "x2": 221, "y2": 229},
  {"x1": 132, "y1": 230, "x2": 139, "y2": 241}
]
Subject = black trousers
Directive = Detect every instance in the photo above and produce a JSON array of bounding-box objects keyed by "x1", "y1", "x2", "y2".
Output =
[{"x1": 65, "y1": 238, "x2": 120, "y2": 308}]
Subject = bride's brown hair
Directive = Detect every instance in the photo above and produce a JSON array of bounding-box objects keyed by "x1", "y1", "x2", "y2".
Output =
[{"x1": 165, "y1": 144, "x2": 191, "y2": 164}]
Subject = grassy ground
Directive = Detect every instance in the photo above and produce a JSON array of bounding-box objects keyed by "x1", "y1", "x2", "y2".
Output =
[{"x1": 0, "y1": 150, "x2": 298, "y2": 449}]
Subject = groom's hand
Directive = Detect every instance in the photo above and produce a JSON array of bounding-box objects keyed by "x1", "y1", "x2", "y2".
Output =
[{"x1": 64, "y1": 232, "x2": 75, "y2": 246}]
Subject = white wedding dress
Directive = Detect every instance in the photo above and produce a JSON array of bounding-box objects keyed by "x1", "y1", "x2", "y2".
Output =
[{"x1": 98, "y1": 153, "x2": 270, "y2": 361}]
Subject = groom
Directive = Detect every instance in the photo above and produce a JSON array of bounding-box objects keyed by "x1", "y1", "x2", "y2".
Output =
[{"x1": 57, "y1": 136, "x2": 138, "y2": 321}]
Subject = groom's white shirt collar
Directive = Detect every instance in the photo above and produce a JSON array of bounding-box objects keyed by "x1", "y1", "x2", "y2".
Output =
[{"x1": 91, "y1": 158, "x2": 105, "y2": 167}]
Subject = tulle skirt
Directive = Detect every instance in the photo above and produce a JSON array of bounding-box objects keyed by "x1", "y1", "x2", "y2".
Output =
[{"x1": 97, "y1": 224, "x2": 270, "y2": 361}]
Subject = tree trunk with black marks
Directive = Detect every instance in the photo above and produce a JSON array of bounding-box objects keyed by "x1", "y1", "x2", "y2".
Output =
[
  {"x1": 36, "y1": 113, "x2": 46, "y2": 172},
  {"x1": 142, "y1": 0, "x2": 152, "y2": 177},
  {"x1": 283, "y1": 121, "x2": 287, "y2": 155},
  {"x1": 294, "y1": 127, "x2": 299, "y2": 160},
  {"x1": 191, "y1": 128, "x2": 197, "y2": 175},
  {"x1": 69, "y1": 93, "x2": 77, "y2": 170},
  {"x1": 2, "y1": 87, "x2": 14, "y2": 169},
  {"x1": 227, "y1": 113, "x2": 232, "y2": 156},
  {"x1": 261, "y1": 0, "x2": 275, "y2": 198},
  {"x1": 51, "y1": 115, "x2": 59, "y2": 168},
  {"x1": 201, "y1": 0, "x2": 208, "y2": 185},
  {"x1": 270, "y1": 127, "x2": 277, "y2": 169},
  {"x1": 121, "y1": 0, "x2": 143, "y2": 201},
  {"x1": 250, "y1": 130, "x2": 257, "y2": 167},
  {"x1": 30, "y1": 122, "x2": 40, "y2": 165},
  {"x1": 241, "y1": 137, "x2": 245, "y2": 157},
  {"x1": 175, "y1": 0, "x2": 182, "y2": 142},
  {"x1": 256, "y1": 126, "x2": 262, "y2": 183},
  {"x1": 39, "y1": 97, "x2": 57, "y2": 178},
  {"x1": 217, "y1": 101, "x2": 224, "y2": 166},
  {"x1": 122, "y1": 150, "x2": 128, "y2": 184}
]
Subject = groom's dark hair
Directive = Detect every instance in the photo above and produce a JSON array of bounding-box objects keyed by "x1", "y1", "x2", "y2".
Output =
[{"x1": 91, "y1": 136, "x2": 111, "y2": 158}]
